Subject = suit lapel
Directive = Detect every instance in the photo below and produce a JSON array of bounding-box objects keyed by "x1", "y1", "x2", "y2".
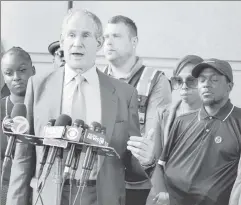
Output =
[
  {"x1": 97, "y1": 70, "x2": 117, "y2": 169},
  {"x1": 46, "y1": 67, "x2": 64, "y2": 118}
]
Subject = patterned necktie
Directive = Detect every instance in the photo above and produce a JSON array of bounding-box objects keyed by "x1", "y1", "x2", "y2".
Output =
[{"x1": 71, "y1": 74, "x2": 86, "y2": 122}]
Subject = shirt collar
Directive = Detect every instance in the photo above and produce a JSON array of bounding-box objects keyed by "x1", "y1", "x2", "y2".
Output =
[
  {"x1": 64, "y1": 64, "x2": 99, "y2": 87},
  {"x1": 106, "y1": 57, "x2": 143, "y2": 81},
  {"x1": 199, "y1": 99, "x2": 234, "y2": 122},
  {"x1": 82, "y1": 65, "x2": 99, "y2": 87},
  {"x1": 64, "y1": 64, "x2": 78, "y2": 86}
]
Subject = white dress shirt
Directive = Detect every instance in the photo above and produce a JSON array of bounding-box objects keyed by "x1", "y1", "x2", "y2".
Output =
[
  {"x1": 61, "y1": 64, "x2": 102, "y2": 180},
  {"x1": 61, "y1": 64, "x2": 101, "y2": 125}
]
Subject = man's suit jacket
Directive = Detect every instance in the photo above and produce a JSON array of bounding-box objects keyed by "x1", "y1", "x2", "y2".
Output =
[
  {"x1": 6, "y1": 67, "x2": 148, "y2": 205},
  {"x1": 229, "y1": 155, "x2": 241, "y2": 205}
]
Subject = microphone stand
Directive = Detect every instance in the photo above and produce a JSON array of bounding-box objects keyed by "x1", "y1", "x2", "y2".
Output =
[
  {"x1": 79, "y1": 146, "x2": 97, "y2": 187},
  {"x1": 73, "y1": 146, "x2": 97, "y2": 205},
  {"x1": 55, "y1": 148, "x2": 63, "y2": 205},
  {"x1": 74, "y1": 146, "x2": 97, "y2": 204}
]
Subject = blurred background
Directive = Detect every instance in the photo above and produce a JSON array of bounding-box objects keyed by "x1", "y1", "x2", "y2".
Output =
[{"x1": 1, "y1": 1, "x2": 241, "y2": 106}]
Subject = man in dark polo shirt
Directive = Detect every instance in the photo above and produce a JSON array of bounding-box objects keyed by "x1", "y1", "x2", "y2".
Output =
[{"x1": 153, "y1": 58, "x2": 241, "y2": 205}]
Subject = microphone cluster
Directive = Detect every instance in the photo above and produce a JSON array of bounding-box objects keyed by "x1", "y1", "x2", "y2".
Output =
[{"x1": 2, "y1": 104, "x2": 119, "y2": 189}]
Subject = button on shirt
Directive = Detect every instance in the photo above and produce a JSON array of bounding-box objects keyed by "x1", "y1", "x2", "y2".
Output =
[
  {"x1": 159, "y1": 100, "x2": 241, "y2": 205},
  {"x1": 61, "y1": 64, "x2": 101, "y2": 180}
]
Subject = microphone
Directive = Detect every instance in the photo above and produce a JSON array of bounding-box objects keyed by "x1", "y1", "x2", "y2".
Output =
[
  {"x1": 37, "y1": 119, "x2": 56, "y2": 180},
  {"x1": 2, "y1": 115, "x2": 14, "y2": 131},
  {"x1": 69, "y1": 149, "x2": 81, "y2": 183},
  {"x1": 63, "y1": 119, "x2": 85, "y2": 180},
  {"x1": 79, "y1": 122, "x2": 103, "y2": 186},
  {"x1": 41, "y1": 114, "x2": 72, "y2": 183},
  {"x1": 83, "y1": 122, "x2": 107, "y2": 146},
  {"x1": 2, "y1": 103, "x2": 29, "y2": 170}
]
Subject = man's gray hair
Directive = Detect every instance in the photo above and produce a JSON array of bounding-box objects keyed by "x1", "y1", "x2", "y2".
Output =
[{"x1": 61, "y1": 8, "x2": 103, "y2": 39}]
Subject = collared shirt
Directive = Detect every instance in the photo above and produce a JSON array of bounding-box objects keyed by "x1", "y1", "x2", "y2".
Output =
[
  {"x1": 61, "y1": 64, "x2": 101, "y2": 125},
  {"x1": 159, "y1": 100, "x2": 241, "y2": 205},
  {"x1": 106, "y1": 57, "x2": 144, "y2": 83},
  {"x1": 61, "y1": 64, "x2": 101, "y2": 180}
]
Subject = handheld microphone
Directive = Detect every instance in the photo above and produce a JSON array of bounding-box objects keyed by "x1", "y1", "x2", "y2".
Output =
[
  {"x1": 37, "y1": 119, "x2": 56, "y2": 180},
  {"x1": 63, "y1": 119, "x2": 84, "y2": 180},
  {"x1": 3, "y1": 103, "x2": 28, "y2": 170},
  {"x1": 41, "y1": 114, "x2": 72, "y2": 182}
]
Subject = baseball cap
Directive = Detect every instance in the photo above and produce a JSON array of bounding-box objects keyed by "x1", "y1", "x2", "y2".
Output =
[
  {"x1": 48, "y1": 41, "x2": 60, "y2": 56},
  {"x1": 192, "y1": 58, "x2": 233, "y2": 83}
]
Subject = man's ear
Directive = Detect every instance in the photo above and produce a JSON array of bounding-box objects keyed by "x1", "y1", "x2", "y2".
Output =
[
  {"x1": 131, "y1": 36, "x2": 138, "y2": 49},
  {"x1": 228, "y1": 81, "x2": 234, "y2": 92},
  {"x1": 32, "y1": 66, "x2": 36, "y2": 76},
  {"x1": 96, "y1": 36, "x2": 104, "y2": 51}
]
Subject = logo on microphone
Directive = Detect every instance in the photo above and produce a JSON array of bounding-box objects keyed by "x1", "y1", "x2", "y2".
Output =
[
  {"x1": 11, "y1": 116, "x2": 29, "y2": 134},
  {"x1": 66, "y1": 127, "x2": 79, "y2": 140}
]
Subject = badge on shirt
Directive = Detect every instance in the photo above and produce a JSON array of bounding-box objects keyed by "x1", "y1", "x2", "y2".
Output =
[{"x1": 214, "y1": 136, "x2": 222, "y2": 144}]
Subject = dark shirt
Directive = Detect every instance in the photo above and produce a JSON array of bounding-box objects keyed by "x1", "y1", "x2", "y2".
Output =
[
  {"x1": 160, "y1": 100, "x2": 241, "y2": 205},
  {"x1": 1, "y1": 84, "x2": 10, "y2": 99},
  {"x1": 1, "y1": 96, "x2": 14, "y2": 183}
]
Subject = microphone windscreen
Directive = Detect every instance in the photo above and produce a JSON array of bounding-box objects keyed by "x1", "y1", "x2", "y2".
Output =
[
  {"x1": 11, "y1": 103, "x2": 27, "y2": 118},
  {"x1": 47, "y1": 119, "x2": 56, "y2": 126},
  {"x1": 90, "y1": 122, "x2": 101, "y2": 129},
  {"x1": 73, "y1": 119, "x2": 84, "y2": 127},
  {"x1": 54, "y1": 114, "x2": 72, "y2": 126}
]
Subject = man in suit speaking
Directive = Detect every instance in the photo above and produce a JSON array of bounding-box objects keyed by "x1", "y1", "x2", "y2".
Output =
[{"x1": 6, "y1": 8, "x2": 155, "y2": 205}]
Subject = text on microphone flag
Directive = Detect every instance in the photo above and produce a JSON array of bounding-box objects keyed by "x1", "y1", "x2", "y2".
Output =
[
  {"x1": 43, "y1": 126, "x2": 66, "y2": 139},
  {"x1": 84, "y1": 130, "x2": 106, "y2": 146}
]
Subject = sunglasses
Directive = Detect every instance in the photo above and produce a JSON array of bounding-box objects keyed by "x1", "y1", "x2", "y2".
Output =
[{"x1": 170, "y1": 76, "x2": 198, "y2": 90}]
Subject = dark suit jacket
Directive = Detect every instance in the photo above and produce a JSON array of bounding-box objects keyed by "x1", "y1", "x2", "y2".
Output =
[
  {"x1": 229, "y1": 155, "x2": 241, "y2": 205},
  {"x1": 6, "y1": 67, "x2": 148, "y2": 205}
]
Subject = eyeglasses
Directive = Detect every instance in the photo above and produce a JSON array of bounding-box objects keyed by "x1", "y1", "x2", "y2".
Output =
[{"x1": 171, "y1": 76, "x2": 198, "y2": 90}]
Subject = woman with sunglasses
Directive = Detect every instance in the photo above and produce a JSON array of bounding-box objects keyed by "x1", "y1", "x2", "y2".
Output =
[{"x1": 146, "y1": 55, "x2": 203, "y2": 205}]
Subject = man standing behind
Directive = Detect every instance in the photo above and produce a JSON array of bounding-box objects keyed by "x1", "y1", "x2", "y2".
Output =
[
  {"x1": 103, "y1": 15, "x2": 172, "y2": 205},
  {"x1": 6, "y1": 9, "x2": 155, "y2": 205},
  {"x1": 1, "y1": 47, "x2": 35, "y2": 205},
  {"x1": 154, "y1": 59, "x2": 241, "y2": 205},
  {"x1": 48, "y1": 41, "x2": 65, "y2": 68}
]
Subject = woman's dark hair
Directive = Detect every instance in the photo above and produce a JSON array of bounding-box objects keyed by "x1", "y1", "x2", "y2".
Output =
[{"x1": 173, "y1": 55, "x2": 203, "y2": 76}]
